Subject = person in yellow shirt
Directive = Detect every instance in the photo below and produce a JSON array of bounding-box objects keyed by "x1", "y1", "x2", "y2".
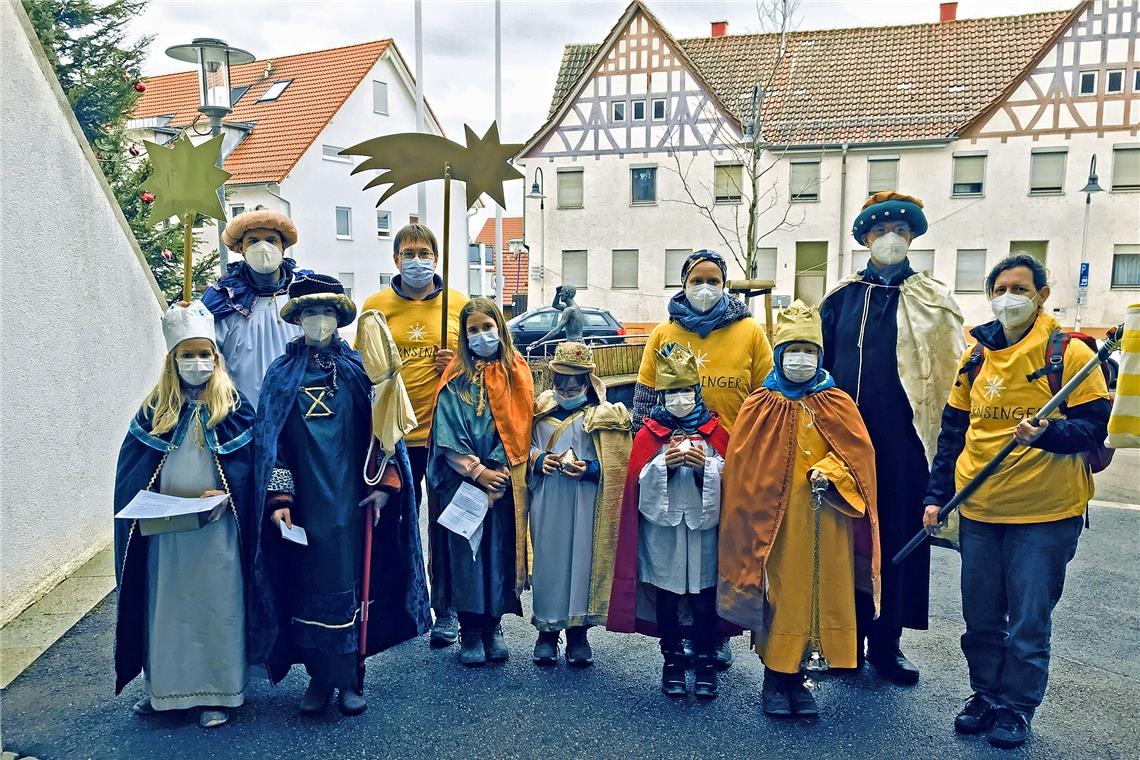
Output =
[
  {"x1": 630, "y1": 248, "x2": 773, "y2": 671},
  {"x1": 923, "y1": 254, "x2": 1110, "y2": 750},
  {"x1": 359, "y1": 223, "x2": 467, "y2": 647}
]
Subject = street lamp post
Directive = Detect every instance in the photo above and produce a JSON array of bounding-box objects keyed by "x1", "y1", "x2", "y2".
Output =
[
  {"x1": 526, "y1": 167, "x2": 546, "y2": 303},
  {"x1": 165, "y1": 38, "x2": 254, "y2": 270},
  {"x1": 509, "y1": 238, "x2": 528, "y2": 314},
  {"x1": 1074, "y1": 154, "x2": 1103, "y2": 332}
]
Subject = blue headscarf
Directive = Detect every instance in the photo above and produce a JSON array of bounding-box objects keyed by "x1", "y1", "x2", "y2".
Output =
[
  {"x1": 762, "y1": 343, "x2": 836, "y2": 401},
  {"x1": 667, "y1": 250, "x2": 748, "y2": 338}
]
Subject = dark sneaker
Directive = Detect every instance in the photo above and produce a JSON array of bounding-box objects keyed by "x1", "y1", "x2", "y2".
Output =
[
  {"x1": 199, "y1": 709, "x2": 228, "y2": 728},
  {"x1": 693, "y1": 654, "x2": 718, "y2": 700},
  {"x1": 867, "y1": 642, "x2": 920, "y2": 685},
  {"x1": 954, "y1": 693, "x2": 998, "y2": 735},
  {"x1": 761, "y1": 669, "x2": 791, "y2": 717},
  {"x1": 132, "y1": 697, "x2": 155, "y2": 716},
  {"x1": 661, "y1": 648, "x2": 687, "y2": 698},
  {"x1": 460, "y1": 631, "x2": 486, "y2": 667},
  {"x1": 786, "y1": 674, "x2": 819, "y2": 717},
  {"x1": 299, "y1": 681, "x2": 333, "y2": 715},
  {"x1": 713, "y1": 637, "x2": 733, "y2": 671},
  {"x1": 338, "y1": 688, "x2": 367, "y2": 717},
  {"x1": 987, "y1": 708, "x2": 1030, "y2": 749},
  {"x1": 565, "y1": 626, "x2": 594, "y2": 668},
  {"x1": 533, "y1": 630, "x2": 560, "y2": 666},
  {"x1": 430, "y1": 610, "x2": 459, "y2": 648},
  {"x1": 681, "y1": 639, "x2": 695, "y2": 669},
  {"x1": 484, "y1": 623, "x2": 509, "y2": 663}
]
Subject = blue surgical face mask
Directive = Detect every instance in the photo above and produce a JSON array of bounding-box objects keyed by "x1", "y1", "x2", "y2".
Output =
[
  {"x1": 468, "y1": 330, "x2": 501, "y2": 358},
  {"x1": 555, "y1": 390, "x2": 588, "y2": 410},
  {"x1": 401, "y1": 256, "x2": 436, "y2": 289}
]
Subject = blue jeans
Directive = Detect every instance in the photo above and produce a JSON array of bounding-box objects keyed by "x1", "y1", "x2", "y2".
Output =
[{"x1": 959, "y1": 514, "x2": 1082, "y2": 720}]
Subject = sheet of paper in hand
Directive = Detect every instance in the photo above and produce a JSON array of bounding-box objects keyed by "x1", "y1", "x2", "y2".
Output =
[
  {"x1": 279, "y1": 521, "x2": 309, "y2": 546},
  {"x1": 116, "y1": 491, "x2": 230, "y2": 536},
  {"x1": 437, "y1": 481, "x2": 490, "y2": 559}
]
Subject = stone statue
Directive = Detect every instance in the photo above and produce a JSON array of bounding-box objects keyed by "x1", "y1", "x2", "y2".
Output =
[{"x1": 538, "y1": 284, "x2": 584, "y2": 346}]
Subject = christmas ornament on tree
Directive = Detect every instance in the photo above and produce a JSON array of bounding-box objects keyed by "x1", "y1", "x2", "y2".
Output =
[
  {"x1": 129, "y1": 145, "x2": 141, "y2": 157},
  {"x1": 133, "y1": 81, "x2": 146, "y2": 92},
  {"x1": 140, "y1": 191, "x2": 154, "y2": 204}
]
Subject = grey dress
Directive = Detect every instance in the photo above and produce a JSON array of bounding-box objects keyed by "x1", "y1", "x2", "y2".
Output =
[{"x1": 145, "y1": 411, "x2": 246, "y2": 710}]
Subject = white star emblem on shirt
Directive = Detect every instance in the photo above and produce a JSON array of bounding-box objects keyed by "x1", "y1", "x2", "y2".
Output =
[
  {"x1": 408, "y1": 323, "x2": 427, "y2": 342},
  {"x1": 983, "y1": 376, "x2": 1005, "y2": 401},
  {"x1": 688, "y1": 343, "x2": 709, "y2": 371}
]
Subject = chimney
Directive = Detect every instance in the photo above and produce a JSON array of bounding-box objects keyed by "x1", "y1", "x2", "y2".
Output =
[
  {"x1": 939, "y1": 2, "x2": 958, "y2": 22},
  {"x1": 711, "y1": 20, "x2": 728, "y2": 38}
]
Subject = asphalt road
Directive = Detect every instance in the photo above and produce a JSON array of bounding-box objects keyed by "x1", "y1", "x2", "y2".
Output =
[{"x1": 2, "y1": 498, "x2": 1137, "y2": 759}]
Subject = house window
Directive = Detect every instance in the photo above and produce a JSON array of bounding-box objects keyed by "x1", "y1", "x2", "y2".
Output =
[
  {"x1": 557, "y1": 168, "x2": 584, "y2": 209},
  {"x1": 753, "y1": 247, "x2": 777, "y2": 281},
  {"x1": 612, "y1": 101, "x2": 626, "y2": 122},
  {"x1": 1029, "y1": 148, "x2": 1067, "y2": 194},
  {"x1": 322, "y1": 145, "x2": 350, "y2": 163},
  {"x1": 714, "y1": 163, "x2": 744, "y2": 203},
  {"x1": 258, "y1": 80, "x2": 291, "y2": 102},
  {"x1": 612, "y1": 249, "x2": 639, "y2": 289},
  {"x1": 1111, "y1": 146, "x2": 1140, "y2": 191},
  {"x1": 1106, "y1": 70, "x2": 1124, "y2": 94},
  {"x1": 908, "y1": 249, "x2": 935, "y2": 275},
  {"x1": 468, "y1": 267, "x2": 484, "y2": 296},
  {"x1": 230, "y1": 205, "x2": 245, "y2": 219},
  {"x1": 664, "y1": 248, "x2": 691, "y2": 287},
  {"x1": 789, "y1": 159, "x2": 820, "y2": 202},
  {"x1": 631, "y1": 166, "x2": 656, "y2": 204},
  {"x1": 1111, "y1": 244, "x2": 1140, "y2": 288},
  {"x1": 867, "y1": 157, "x2": 899, "y2": 194},
  {"x1": 377, "y1": 210, "x2": 391, "y2": 238},
  {"x1": 373, "y1": 81, "x2": 389, "y2": 114},
  {"x1": 338, "y1": 272, "x2": 355, "y2": 302},
  {"x1": 652, "y1": 98, "x2": 666, "y2": 119},
  {"x1": 1135, "y1": 70, "x2": 1140, "y2": 92},
  {"x1": 794, "y1": 241, "x2": 828, "y2": 306},
  {"x1": 952, "y1": 154, "x2": 986, "y2": 196},
  {"x1": 562, "y1": 250, "x2": 587, "y2": 288},
  {"x1": 335, "y1": 207, "x2": 352, "y2": 239},
  {"x1": 1079, "y1": 71, "x2": 1097, "y2": 95},
  {"x1": 1010, "y1": 240, "x2": 1047, "y2": 266},
  {"x1": 955, "y1": 249, "x2": 987, "y2": 293},
  {"x1": 409, "y1": 213, "x2": 419, "y2": 224},
  {"x1": 632, "y1": 100, "x2": 646, "y2": 121},
  {"x1": 378, "y1": 273, "x2": 393, "y2": 287}
]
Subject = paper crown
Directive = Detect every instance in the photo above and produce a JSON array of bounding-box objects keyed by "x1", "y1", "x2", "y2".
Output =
[
  {"x1": 654, "y1": 342, "x2": 700, "y2": 390},
  {"x1": 549, "y1": 341, "x2": 595, "y2": 374},
  {"x1": 162, "y1": 300, "x2": 215, "y2": 353},
  {"x1": 774, "y1": 300, "x2": 823, "y2": 348}
]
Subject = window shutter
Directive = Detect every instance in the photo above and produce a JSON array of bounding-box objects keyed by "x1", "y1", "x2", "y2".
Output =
[
  {"x1": 1030, "y1": 151, "x2": 1066, "y2": 193},
  {"x1": 612, "y1": 249, "x2": 639, "y2": 288},
  {"x1": 1112, "y1": 244, "x2": 1140, "y2": 288},
  {"x1": 867, "y1": 159, "x2": 898, "y2": 193},
  {"x1": 664, "y1": 248, "x2": 691, "y2": 287},
  {"x1": 753, "y1": 248, "x2": 777, "y2": 281},
  {"x1": 953, "y1": 155, "x2": 985, "y2": 193},
  {"x1": 1112, "y1": 147, "x2": 1140, "y2": 190},
  {"x1": 954, "y1": 249, "x2": 987, "y2": 292},
  {"x1": 714, "y1": 164, "x2": 743, "y2": 202},
  {"x1": 562, "y1": 250, "x2": 588, "y2": 287},
  {"x1": 789, "y1": 161, "x2": 820, "y2": 200},
  {"x1": 557, "y1": 170, "x2": 584, "y2": 208}
]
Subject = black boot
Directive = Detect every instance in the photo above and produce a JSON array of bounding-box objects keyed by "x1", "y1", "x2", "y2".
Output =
[
  {"x1": 483, "y1": 617, "x2": 509, "y2": 663},
  {"x1": 338, "y1": 687, "x2": 367, "y2": 716},
  {"x1": 565, "y1": 626, "x2": 594, "y2": 668},
  {"x1": 660, "y1": 644, "x2": 686, "y2": 698},
  {"x1": 693, "y1": 653, "x2": 718, "y2": 700},
  {"x1": 299, "y1": 679, "x2": 333, "y2": 715},
  {"x1": 761, "y1": 668, "x2": 791, "y2": 717},
  {"x1": 785, "y1": 672, "x2": 819, "y2": 717},
  {"x1": 430, "y1": 610, "x2": 459, "y2": 648},
  {"x1": 459, "y1": 617, "x2": 486, "y2": 667},
  {"x1": 533, "y1": 630, "x2": 560, "y2": 667},
  {"x1": 867, "y1": 638, "x2": 920, "y2": 685}
]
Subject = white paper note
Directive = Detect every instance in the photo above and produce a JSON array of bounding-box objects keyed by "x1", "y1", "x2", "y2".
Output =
[
  {"x1": 279, "y1": 521, "x2": 309, "y2": 546},
  {"x1": 437, "y1": 481, "x2": 490, "y2": 558},
  {"x1": 116, "y1": 491, "x2": 229, "y2": 520}
]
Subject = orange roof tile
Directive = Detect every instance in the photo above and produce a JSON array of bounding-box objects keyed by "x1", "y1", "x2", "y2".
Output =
[
  {"x1": 537, "y1": 4, "x2": 1076, "y2": 146},
  {"x1": 474, "y1": 217, "x2": 525, "y2": 249},
  {"x1": 133, "y1": 40, "x2": 391, "y2": 185},
  {"x1": 474, "y1": 217, "x2": 528, "y2": 302}
]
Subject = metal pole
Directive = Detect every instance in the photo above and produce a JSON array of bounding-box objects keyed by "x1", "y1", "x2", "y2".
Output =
[
  {"x1": 1074, "y1": 192, "x2": 1091, "y2": 332},
  {"x1": 183, "y1": 213, "x2": 195, "y2": 302},
  {"x1": 414, "y1": 0, "x2": 426, "y2": 221},
  {"x1": 493, "y1": 0, "x2": 504, "y2": 309},
  {"x1": 441, "y1": 163, "x2": 452, "y2": 348},
  {"x1": 209, "y1": 114, "x2": 229, "y2": 270}
]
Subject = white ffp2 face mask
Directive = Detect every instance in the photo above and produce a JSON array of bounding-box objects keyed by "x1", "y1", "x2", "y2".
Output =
[
  {"x1": 301, "y1": 314, "x2": 337, "y2": 343},
  {"x1": 664, "y1": 389, "x2": 697, "y2": 418},
  {"x1": 177, "y1": 357, "x2": 215, "y2": 387},
  {"x1": 244, "y1": 241, "x2": 283, "y2": 274},
  {"x1": 684, "y1": 283, "x2": 723, "y2": 313},
  {"x1": 782, "y1": 352, "x2": 818, "y2": 383},
  {"x1": 990, "y1": 293, "x2": 1038, "y2": 330},
  {"x1": 870, "y1": 232, "x2": 909, "y2": 266}
]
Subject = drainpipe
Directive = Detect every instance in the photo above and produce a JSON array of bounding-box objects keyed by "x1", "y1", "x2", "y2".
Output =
[
  {"x1": 266, "y1": 185, "x2": 292, "y2": 217},
  {"x1": 836, "y1": 142, "x2": 850, "y2": 281}
]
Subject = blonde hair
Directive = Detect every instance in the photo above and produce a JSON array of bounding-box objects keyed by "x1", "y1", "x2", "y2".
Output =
[
  {"x1": 452, "y1": 298, "x2": 518, "y2": 411},
  {"x1": 145, "y1": 348, "x2": 241, "y2": 435}
]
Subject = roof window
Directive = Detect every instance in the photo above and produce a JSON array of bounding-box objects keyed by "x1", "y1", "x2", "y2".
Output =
[{"x1": 258, "y1": 80, "x2": 292, "y2": 102}]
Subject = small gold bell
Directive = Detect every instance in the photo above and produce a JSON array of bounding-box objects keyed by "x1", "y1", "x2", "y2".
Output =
[{"x1": 803, "y1": 650, "x2": 830, "y2": 672}]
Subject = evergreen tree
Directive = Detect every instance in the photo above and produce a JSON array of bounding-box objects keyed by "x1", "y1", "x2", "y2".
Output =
[{"x1": 25, "y1": 0, "x2": 218, "y2": 302}]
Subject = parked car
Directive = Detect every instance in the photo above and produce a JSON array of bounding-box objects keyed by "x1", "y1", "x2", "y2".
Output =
[{"x1": 508, "y1": 307, "x2": 625, "y2": 354}]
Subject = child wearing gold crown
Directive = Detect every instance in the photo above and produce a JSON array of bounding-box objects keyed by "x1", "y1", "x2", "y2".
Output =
[
  {"x1": 608, "y1": 342, "x2": 736, "y2": 700},
  {"x1": 719, "y1": 300, "x2": 879, "y2": 718},
  {"x1": 113, "y1": 301, "x2": 255, "y2": 729}
]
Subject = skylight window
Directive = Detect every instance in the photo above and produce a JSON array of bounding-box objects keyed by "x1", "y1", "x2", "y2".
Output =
[{"x1": 258, "y1": 80, "x2": 292, "y2": 102}]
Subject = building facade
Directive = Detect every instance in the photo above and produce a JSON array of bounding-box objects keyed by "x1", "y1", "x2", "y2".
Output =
[
  {"x1": 520, "y1": 0, "x2": 1140, "y2": 332},
  {"x1": 129, "y1": 40, "x2": 472, "y2": 307}
]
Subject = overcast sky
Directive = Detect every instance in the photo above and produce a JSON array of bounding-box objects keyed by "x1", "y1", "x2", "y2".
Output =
[{"x1": 130, "y1": 0, "x2": 1072, "y2": 220}]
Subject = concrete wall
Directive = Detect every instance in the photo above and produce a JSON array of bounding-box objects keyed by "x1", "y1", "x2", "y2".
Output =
[{"x1": 1, "y1": 0, "x2": 166, "y2": 625}]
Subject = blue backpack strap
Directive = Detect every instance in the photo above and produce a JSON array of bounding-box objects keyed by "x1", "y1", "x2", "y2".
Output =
[{"x1": 956, "y1": 343, "x2": 985, "y2": 387}]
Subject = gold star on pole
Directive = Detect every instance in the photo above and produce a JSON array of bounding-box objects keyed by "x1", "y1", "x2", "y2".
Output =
[{"x1": 142, "y1": 134, "x2": 231, "y2": 223}]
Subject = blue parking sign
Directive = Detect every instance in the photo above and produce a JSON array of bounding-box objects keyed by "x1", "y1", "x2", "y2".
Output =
[{"x1": 1078, "y1": 262, "x2": 1090, "y2": 287}]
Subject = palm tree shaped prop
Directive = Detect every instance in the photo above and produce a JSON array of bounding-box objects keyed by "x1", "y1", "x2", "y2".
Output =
[
  {"x1": 340, "y1": 122, "x2": 523, "y2": 345},
  {"x1": 142, "y1": 134, "x2": 232, "y2": 302}
]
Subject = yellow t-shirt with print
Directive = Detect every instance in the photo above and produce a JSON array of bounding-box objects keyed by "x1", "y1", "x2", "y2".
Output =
[
  {"x1": 360, "y1": 287, "x2": 468, "y2": 446},
  {"x1": 636, "y1": 316, "x2": 774, "y2": 432},
  {"x1": 947, "y1": 313, "x2": 1109, "y2": 524}
]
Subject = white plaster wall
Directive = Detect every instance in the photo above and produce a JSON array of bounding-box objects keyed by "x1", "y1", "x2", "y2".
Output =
[{"x1": 1, "y1": 0, "x2": 166, "y2": 624}]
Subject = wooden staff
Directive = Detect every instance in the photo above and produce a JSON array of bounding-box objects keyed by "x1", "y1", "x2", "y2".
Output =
[
  {"x1": 440, "y1": 163, "x2": 452, "y2": 350},
  {"x1": 182, "y1": 213, "x2": 194, "y2": 303},
  {"x1": 357, "y1": 506, "x2": 374, "y2": 694}
]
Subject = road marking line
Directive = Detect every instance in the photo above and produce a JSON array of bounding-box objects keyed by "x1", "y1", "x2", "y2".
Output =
[{"x1": 1089, "y1": 499, "x2": 1140, "y2": 512}]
